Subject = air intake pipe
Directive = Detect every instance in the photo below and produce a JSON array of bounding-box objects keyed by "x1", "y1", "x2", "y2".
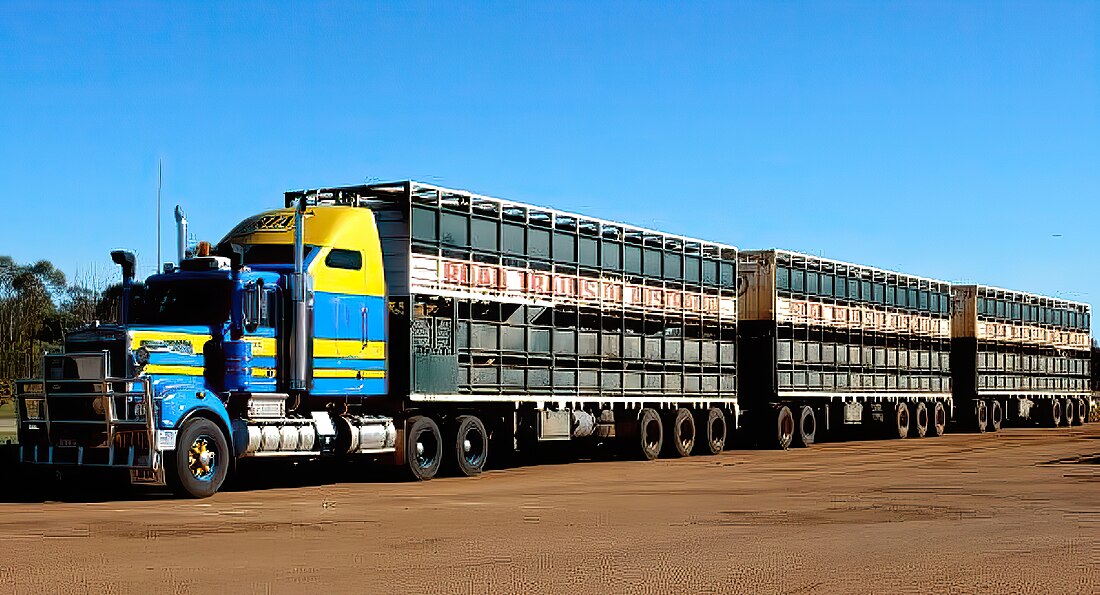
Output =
[
  {"x1": 174, "y1": 206, "x2": 188, "y2": 263},
  {"x1": 289, "y1": 197, "x2": 312, "y2": 391},
  {"x1": 110, "y1": 250, "x2": 136, "y2": 324}
]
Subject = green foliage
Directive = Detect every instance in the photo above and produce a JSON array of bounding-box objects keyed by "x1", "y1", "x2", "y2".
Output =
[{"x1": 0, "y1": 255, "x2": 114, "y2": 382}]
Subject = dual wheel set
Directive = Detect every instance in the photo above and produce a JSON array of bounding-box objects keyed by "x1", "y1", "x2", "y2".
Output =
[
  {"x1": 969, "y1": 399, "x2": 1006, "y2": 433},
  {"x1": 617, "y1": 406, "x2": 729, "y2": 461},
  {"x1": 970, "y1": 397, "x2": 1090, "y2": 433},
  {"x1": 1036, "y1": 397, "x2": 1091, "y2": 428},
  {"x1": 403, "y1": 406, "x2": 733, "y2": 480},
  {"x1": 767, "y1": 400, "x2": 949, "y2": 450},
  {"x1": 404, "y1": 414, "x2": 490, "y2": 480}
]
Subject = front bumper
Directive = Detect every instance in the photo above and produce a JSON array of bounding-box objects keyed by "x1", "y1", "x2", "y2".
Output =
[{"x1": 16, "y1": 353, "x2": 166, "y2": 486}]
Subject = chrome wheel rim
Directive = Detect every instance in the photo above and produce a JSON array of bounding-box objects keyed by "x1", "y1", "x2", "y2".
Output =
[
  {"x1": 461, "y1": 426, "x2": 485, "y2": 467},
  {"x1": 414, "y1": 429, "x2": 438, "y2": 469},
  {"x1": 187, "y1": 435, "x2": 217, "y2": 482}
]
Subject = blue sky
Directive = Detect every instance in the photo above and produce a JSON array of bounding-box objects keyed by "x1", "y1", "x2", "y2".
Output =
[{"x1": 1, "y1": 2, "x2": 1097, "y2": 331}]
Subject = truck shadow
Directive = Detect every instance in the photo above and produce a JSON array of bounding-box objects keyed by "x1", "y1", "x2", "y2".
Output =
[
  {"x1": 0, "y1": 443, "x2": 626, "y2": 502},
  {"x1": 223, "y1": 442, "x2": 628, "y2": 493},
  {"x1": 0, "y1": 432, "x2": 891, "y2": 502},
  {"x1": 5, "y1": 425, "x2": 1050, "y2": 502}
]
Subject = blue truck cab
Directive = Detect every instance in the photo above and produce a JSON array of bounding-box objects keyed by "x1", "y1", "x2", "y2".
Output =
[{"x1": 16, "y1": 199, "x2": 394, "y2": 497}]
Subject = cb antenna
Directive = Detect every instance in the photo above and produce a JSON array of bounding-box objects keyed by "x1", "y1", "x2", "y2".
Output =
[{"x1": 156, "y1": 159, "x2": 163, "y2": 272}]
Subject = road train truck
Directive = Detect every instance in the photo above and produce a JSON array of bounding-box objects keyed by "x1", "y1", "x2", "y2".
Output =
[
  {"x1": 950, "y1": 285, "x2": 1091, "y2": 431},
  {"x1": 14, "y1": 181, "x2": 741, "y2": 497}
]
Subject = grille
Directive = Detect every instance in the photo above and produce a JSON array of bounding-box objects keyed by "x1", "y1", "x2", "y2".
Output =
[
  {"x1": 44, "y1": 393, "x2": 102, "y2": 422},
  {"x1": 62, "y1": 340, "x2": 128, "y2": 378}
]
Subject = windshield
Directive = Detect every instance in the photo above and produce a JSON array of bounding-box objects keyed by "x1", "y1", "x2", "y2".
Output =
[
  {"x1": 133, "y1": 279, "x2": 233, "y2": 326},
  {"x1": 214, "y1": 243, "x2": 319, "y2": 266}
]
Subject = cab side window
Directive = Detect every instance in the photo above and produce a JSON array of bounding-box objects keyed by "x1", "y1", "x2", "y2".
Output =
[{"x1": 326, "y1": 249, "x2": 363, "y2": 270}]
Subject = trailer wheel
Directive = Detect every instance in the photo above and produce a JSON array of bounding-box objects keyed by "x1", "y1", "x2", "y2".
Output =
[
  {"x1": 1048, "y1": 399, "x2": 1062, "y2": 427},
  {"x1": 794, "y1": 406, "x2": 815, "y2": 447},
  {"x1": 405, "y1": 416, "x2": 442, "y2": 480},
  {"x1": 891, "y1": 402, "x2": 910, "y2": 439},
  {"x1": 1062, "y1": 399, "x2": 1076, "y2": 427},
  {"x1": 634, "y1": 408, "x2": 663, "y2": 460},
  {"x1": 769, "y1": 406, "x2": 794, "y2": 450},
  {"x1": 911, "y1": 402, "x2": 928, "y2": 438},
  {"x1": 929, "y1": 401, "x2": 947, "y2": 437},
  {"x1": 974, "y1": 401, "x2": 988, "y2": 433},
  {"x1": 694, "y1": 407, "x2": 727, "y2": 455},
  {"x1": 451, "y1": 415, "x2": 489, "y2": 476},
  {"x1": 989, "y1": 400, "x2": 1003, "y2": 432},
  {"x1": 167, "y1": 418, "x2": 229, "y2": 498},
  {"x1": 665, "y1": 408, "x2": 695, "y2": 457}
]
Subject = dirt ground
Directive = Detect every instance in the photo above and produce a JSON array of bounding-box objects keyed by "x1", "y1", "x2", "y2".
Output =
[{"x1": 0, "y1": 424, "x2": 1097, "y2": 595}]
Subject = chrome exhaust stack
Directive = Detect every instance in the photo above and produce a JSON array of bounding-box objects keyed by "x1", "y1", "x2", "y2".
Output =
[
  {"x1": 174, "y1": 205, "x2": 188, "y2": 263},
  {"x1": 289, "y1": 197, "x2": 311, "y2": 392}
]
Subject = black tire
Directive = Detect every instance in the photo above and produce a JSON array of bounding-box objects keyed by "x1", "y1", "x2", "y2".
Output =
[
  {"x1": 1042, "y1": 398, "x2": 1060, "y2": 426},
  {"x1": 693, "y1": 407, "x2": 727, "y2": 455},
  {"x1": 405, "y1": 416, "x2": 442, "y2": 480},
  {"x1": 634, "y1": 408, "x2": 663, "y2": 460},
  {"x1": 665, "y1": 408, "x2": 695, "y2": 457},
  {"x1": 770, "y1": 405, "x2": 794, "y2": 450},
  {"x1": 929, "y1": 401, "x2": 947, "y2": 437},
  {"x1": 989, "y1": 400, "x2": 1003, "y2": 432},
  {"x1": 1062, "y1": 399, "x2": 1075, "y2": 427},
  {"x1": 911, "y1": 401, "x2": 929, "y2": 438},
  {"x1": 794, "y1": 405, "x2": 816, "y2": 447},
  {"x1": 168, "y1": 418, "x2": 229, "y2": 498},
  {"x1": 451, "y1": 415, "x2": 489, "y2": 476},
  {"x1": 892, "y1": 402, "x2": 910, "y2": 439},
  {"x1": 975, "y1": 401, "x2": 988, "y2": 433}
]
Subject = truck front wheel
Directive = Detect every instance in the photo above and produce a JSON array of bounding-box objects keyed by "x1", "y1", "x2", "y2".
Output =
[{"x1": 168, "y1": 418, "x2": 229, "y2": 498}]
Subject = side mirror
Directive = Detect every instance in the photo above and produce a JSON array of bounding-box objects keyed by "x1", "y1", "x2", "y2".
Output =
[{"x1": 242, "y1": 280, "x2": 266, "y2": 333}]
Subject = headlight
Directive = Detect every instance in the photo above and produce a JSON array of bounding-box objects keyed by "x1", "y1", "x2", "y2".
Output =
[
  {"x1": 24, "y1": 398, "x2": 44, "y2": 420},
  {"x1": 135, "y1": 346, "x2": 151, "y2": 368}
]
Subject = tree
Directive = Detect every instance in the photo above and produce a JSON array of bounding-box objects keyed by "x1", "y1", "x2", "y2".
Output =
[{"x1": 0, "y1": 257, "x2": 68, "y2": 384}]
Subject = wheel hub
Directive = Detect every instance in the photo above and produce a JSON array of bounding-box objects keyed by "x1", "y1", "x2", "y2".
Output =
[{"x1": 187, "y1": 436, "x2": 217, "y2": 480}]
